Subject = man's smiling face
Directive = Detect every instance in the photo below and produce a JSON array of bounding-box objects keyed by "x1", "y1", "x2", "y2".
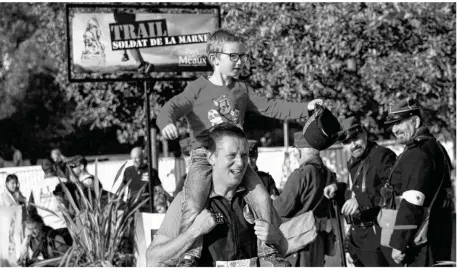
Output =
[{"x1": 211, "y1": 135, "x2": 249, "y2": 188}]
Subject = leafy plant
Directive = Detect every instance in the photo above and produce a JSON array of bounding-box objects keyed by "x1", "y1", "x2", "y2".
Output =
[{"x1": 30, "y1": 159, "x2": 149, "y2": 267}]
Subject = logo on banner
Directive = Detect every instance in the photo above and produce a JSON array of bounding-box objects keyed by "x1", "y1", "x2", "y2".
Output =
[{"x1": 178, "y1": 49, "x2": 207, "y2": 67}]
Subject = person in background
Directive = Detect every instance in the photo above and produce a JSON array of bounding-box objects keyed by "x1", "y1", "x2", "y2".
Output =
[
  {"x1": 0, "y1": 174, "x2": 26, "y2": 207},
  {"x1": 12, "y1": 146, "x2": 23, "y2": 167},
  {"x1": 273, "y1": 132, "x2": 336, "y2": 266},
  {"x1": 38, "y1": 159, "x2": 68, "y2": 230},
  {"x1": 122, "y1": 147, "x2": 170, "y2": 212},
  {"x1": 381, "y1": 97, "x2": 453, "y2": 266},
  {"x1": 248, "y1": 140, "x2": 279, "y2": 199},
  {"x1": 67, "y1": 155, "x2": 99, "y2": 189},
  {"x1": 18, "y1": 213, "x2": 71, "y2": 266},
  {"x1": 50, "y1": 148, "x2": 68, "y2": 178},
  {"x1": 324, "y1": 116, "x2": 397, "y2": 267}
]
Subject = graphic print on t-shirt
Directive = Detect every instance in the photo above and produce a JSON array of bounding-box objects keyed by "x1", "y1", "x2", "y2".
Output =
[{"x1": 208, "y1": 94, "x2": 240, "y2": 127}]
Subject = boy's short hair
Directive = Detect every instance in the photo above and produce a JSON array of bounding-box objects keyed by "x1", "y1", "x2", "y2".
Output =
[
  {"x1": 206, "y1": 28, "x2": 246, "y2": 59},
  {"x1": 207, "y1": 123, "x2": 247, "y2": 154}
]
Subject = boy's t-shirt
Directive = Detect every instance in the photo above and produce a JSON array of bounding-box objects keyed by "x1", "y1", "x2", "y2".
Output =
[{"x1": 157, "y1": 76, "x2": 310, "y2": 150}]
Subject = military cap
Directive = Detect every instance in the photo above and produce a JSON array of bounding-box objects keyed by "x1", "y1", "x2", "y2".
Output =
[
  {"x1": 385, "y1": 97, "x2": 421, "y2": 125},
  {"x1": 248, "y1": 140, "x2": 259, "y2": 157},
  {"x1": 338, "y1": 116, "x2": 364, "y2": 142},
  {"x1": 295, "y1": 104, "x2": 342, "y2": 150}
]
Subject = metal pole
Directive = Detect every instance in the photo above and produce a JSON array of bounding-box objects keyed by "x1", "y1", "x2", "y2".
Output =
[
  {"x1": 144, "y1": 80, "x2": 155, "y2": 213},
  {"x1": 283, "y1": 120, "x2": 289, "y2": 148},
  {"x1": 332, "y1": 199, "x2": 347, "y2": 267}
]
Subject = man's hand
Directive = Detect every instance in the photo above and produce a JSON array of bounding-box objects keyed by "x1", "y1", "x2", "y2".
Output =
[
  {"x1": 341, "y1": 198, "x2": 359, "y2": 216},
  {"x1": 392, "y1": 248, "x2": 405, "y2": 264},
  {"x1": 307, "y1": 99, "x2": 324, "y2": 111},
  {"x1": 161, "y1": 123, "x2": 179, "y2": 140},
  {"x1": 323, "y1": 183, "x2": 338, "y2": 199},
  {"x1": 189, "y1": 209, "x2": 217, "y2": 236},
  {"x1": 254, "y1": 219, "x2": 281, "y2": 246}
]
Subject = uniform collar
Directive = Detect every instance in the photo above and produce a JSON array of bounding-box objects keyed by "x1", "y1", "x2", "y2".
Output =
[{"x1": 406, "y1": 127, "x2": 433, "y2": 148}]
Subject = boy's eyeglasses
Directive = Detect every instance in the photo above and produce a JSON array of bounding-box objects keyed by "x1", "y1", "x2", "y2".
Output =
[{"x1": 218, "y1": 52, "x2": 250, "y2": 62}]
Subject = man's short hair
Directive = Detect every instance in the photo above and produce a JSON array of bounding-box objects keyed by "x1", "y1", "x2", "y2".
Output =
[
  {"x1": 206, "y1": 28, "x2": 246, "y2": 57},
  {"x1": 207, "y1": 123, "x2": 247, "y2": 154}
]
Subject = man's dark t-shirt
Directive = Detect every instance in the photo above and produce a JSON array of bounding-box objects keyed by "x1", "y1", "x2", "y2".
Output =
[{"x1": 122, "y1": 164, "x2": 161, "y2": 197}]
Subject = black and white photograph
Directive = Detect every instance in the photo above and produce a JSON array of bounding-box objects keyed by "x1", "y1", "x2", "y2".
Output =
[{"x1": 0, "y1": 1, "x2": 455, "y2": 267}]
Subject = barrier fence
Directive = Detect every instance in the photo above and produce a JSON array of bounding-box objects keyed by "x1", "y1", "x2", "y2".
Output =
[{"x1": 0, "y1": 141, "x2": 454, "y2": 200}]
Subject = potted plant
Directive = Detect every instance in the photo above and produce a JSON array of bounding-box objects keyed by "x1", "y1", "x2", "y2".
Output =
[{"x1": 30, "y1": 160, "x2": 148, "y2": 267}]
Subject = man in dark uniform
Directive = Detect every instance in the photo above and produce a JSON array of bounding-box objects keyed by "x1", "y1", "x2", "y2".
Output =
[
  {"x1": 324, "y1": 116, "x2": 397, "y2": 266},
  {"x1": 381, "y1": 97, "x2": 453, "y2": 266},
  {"x1": 248, "y1": 140, "x2": 280, "y2": 199},
  {"x1": 274, "y1": 132, "x2": 336, "y2": 266}
]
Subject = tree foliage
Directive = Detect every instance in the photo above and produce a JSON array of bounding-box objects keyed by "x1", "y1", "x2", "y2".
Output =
[{"x1": 223, "y1": 2, "x2": 455, "y2": 141}]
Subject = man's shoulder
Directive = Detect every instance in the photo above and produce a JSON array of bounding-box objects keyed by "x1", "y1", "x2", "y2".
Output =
[
  {"x1": 124, "y1": 165, "x2": 135, "y2": 173},
  {"x1": 256, "y1": 170, "x2": 272, "y2": 179},
  {"x1": 370, "y1": 142, "x2": 396, "y2": 159}
]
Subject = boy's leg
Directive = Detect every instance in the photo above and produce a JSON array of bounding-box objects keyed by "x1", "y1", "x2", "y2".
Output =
[
  {"x1": 177, "y1": 148, "x2": 212, "y2": 266},
  {"x1": 243, "y1": 166, "x2": 291, "y2": 267}
]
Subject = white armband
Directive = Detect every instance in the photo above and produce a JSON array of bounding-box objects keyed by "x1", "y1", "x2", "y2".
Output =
[{"x1": 402, "y1": 190, "x2": 425, "y2": 206}]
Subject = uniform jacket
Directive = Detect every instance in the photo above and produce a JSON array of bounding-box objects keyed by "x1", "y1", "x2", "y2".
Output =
[
  {"x1": 388, "y1": 127, "x2": 453, "y2": 256},
  {"x1": 347, "y1": 141, "x2": 396, "y2": 217},
  {"x1": 274, "y1": 156, "x2": 334, "y2": 220},
  {"x1": 273, "y1": 156, "x2": 335, "y2": 267}
]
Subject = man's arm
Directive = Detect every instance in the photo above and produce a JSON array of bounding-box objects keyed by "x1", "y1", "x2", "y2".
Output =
[
  {"x1": 146, "y1": 192, "x2": 217, "y2": 267},
  {"x1": 147, "y1": 224, "x2": 203, "y2": 267},
  {"x1": 273, "y1": 169, "x2": 304, "y2": 218},
  {"x1": 156, "y1": 82, "x2": 199, "y2": 131},
  {"x1": 389, "y1": 149, "x2": 433, "y2": 251},
  {"x1": 245, "y1": 87, "x2": 309, "y2": 120}
]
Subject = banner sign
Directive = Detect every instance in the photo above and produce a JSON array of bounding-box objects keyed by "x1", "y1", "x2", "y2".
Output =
[{"x1": 66, "y1": 4, "x2": 220, "y2": 82}]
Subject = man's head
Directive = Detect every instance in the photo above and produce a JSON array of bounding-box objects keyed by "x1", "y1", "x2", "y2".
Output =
[
  {"x1": 25, "y1": 213, "x2": 45, "y2": 238},
  {"x1": 130, "y1": 147, "x2": 145, "y2": 169},
  {"x1": 248, "y1": 140, "x2": 259, "y2": 168},
  {"x1": 41, "y1": 159, "x2": 56, "y2": 176},
  {"x1": 51, "y1": 148, "x2": 62, "y2": 163},
  {"x1": 339, "y1": 116, "x2": 368, "y2": 159},
  {"x1": 207, "y1": 123, "x2": 249, "y2": 188},
  {"x1": 68, "y1": 155, "x2": 88, "y2": 177},
  {"x1": 385, "y1": 97, "x2": 422, "y2": 144},
  {"x1": 206, "y1": 28, "x2": 248, "y2": 78},
  {"x1": 5, "y1": 174, "x2": 19, "y2": 194},
  {"x1": 293, "y1": 132, "x2": 320, "y2": 162}
]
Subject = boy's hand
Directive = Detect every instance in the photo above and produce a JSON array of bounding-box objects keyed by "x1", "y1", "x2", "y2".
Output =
[
  {"x1": 307, "y1": 99, "x2": 324, "y2": 111},
  {"x1": 162, "y1": 123, "x2": 179, "y2": 140}
]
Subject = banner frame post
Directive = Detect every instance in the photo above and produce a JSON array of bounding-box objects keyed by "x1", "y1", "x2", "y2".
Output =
[{"x1": 144, "y1": 80, "x2": 156, "y2": 213}]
